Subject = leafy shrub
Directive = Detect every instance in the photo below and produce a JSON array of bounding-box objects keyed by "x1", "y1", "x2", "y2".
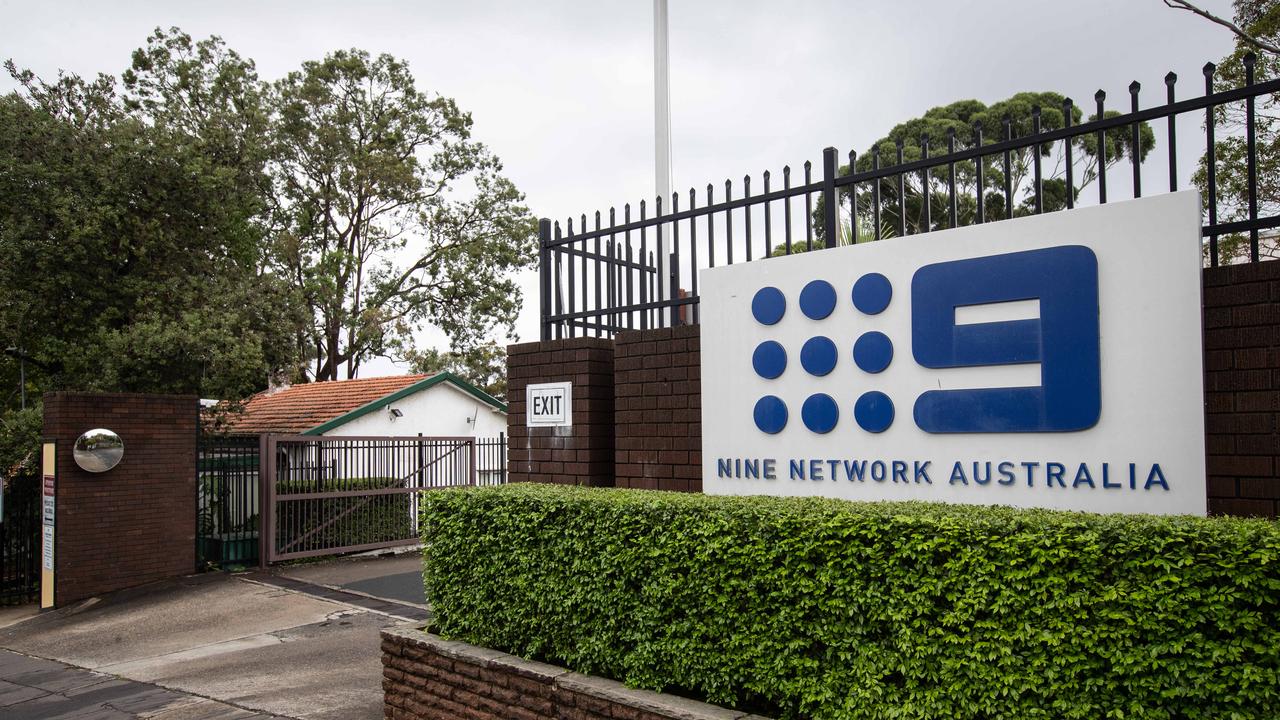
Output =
[{"x1": 421, "y1": 484, "x2": 1280, "y2": 720}]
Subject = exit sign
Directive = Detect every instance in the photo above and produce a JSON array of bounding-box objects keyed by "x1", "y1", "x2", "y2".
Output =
[{"x1": 527, "y1": 382, "x2": 572, "y2": 427}]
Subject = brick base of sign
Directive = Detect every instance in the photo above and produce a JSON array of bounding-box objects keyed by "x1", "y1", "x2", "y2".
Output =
[
  {"x1": 507, "y1": 337, "x2": 616, "y2": 486},
  {"x1": 380, "y1": 625, "x2": 770, "y2": 720},
  {"x1": 615, "y1": 326, "x2": 702, "y2": 492},
  {"x1": 1202, "y1": 260, "x2": 1280, "y2": 518},
  {"x1": 511, "y1": 264, "x2": 1280, "y2": 517}
]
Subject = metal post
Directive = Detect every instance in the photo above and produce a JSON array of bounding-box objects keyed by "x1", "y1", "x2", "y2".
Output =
[
  {"x1": 1063, "y1": 99, "x2": 1075, "y2": 210},
  {"x1": 1129, "y1": 81, "x2": 1142, "y2": 199},
  {"x1": 469, "y1": 438, "x2": 478, "y2": 486},
  {"x1": 1166, "y1": 73, "x2": 1178, "y2": 192},
  {"x1": 1204, "y1": 63, "x2": 1219, "y2": 266},
  {"x1": 1095, "y1": 90, "x2": 1108, "y2": 204},
  {"x1": 538, "y1": 219, "x2": 552, "y2": 341},
  {"x1": 257, "y1": 434, "x2": 269, "y2": 569},
  {"x1": 669, "y1": 251, "x2": 680, "y2": 326},
  {"x1": 1245, "y1": 52, "x2": 1259, "y2": 261},
  {"x1": 265, "y1": 435, "x2": 277, "y2": 565},
  {"x1": 822, "y1": 147, "x2": 838, "y2": 247},
  {"x1": 499, "y1": 431, "x2": 507, "y2": 484}
]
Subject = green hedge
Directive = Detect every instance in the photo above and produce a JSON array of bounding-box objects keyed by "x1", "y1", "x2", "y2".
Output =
[{"x1": 420, "y1": 484, "x2": 1280, "y2": 720}]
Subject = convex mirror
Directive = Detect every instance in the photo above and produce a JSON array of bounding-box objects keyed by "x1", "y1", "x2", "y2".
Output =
[{"x1": 73, "y1": 428, "x2": 124, "y2": 473}]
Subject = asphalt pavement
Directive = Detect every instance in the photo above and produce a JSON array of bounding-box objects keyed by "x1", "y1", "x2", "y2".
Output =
[
  {"x1": 0, "y1": 554, "x2": 429, "y2": 720},
  {"x1": 273, "y1": 552, "x2": 427, "y2": 608}
]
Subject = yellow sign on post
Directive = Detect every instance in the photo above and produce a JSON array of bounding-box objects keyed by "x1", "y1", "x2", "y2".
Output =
[{"x1": 40, "y1": 442, "x2": 55, "y2": 609}]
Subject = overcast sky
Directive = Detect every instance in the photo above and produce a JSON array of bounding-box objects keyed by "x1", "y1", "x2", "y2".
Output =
[{"x1": 1, "y1": 0, "x2": 1240, "y2": 376}]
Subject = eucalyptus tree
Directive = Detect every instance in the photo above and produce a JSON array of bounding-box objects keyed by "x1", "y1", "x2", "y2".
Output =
[{"x1": 271, "y1": 50, "x2": 537, "y2": 381}]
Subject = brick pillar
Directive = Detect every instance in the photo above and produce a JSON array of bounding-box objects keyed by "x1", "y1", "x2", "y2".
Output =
[
  {"x1": 507, "y1": 337, "x2": 615, "y2": 486},
  {"x1": 1202, "y1": 262, "x2": 1280, "y2": 518},
  {"x1": 614, "y1": 326, "x2": 702, "y2": 492},
  {"x1": 43, "y1": 392, "x2": 198, "y2": 606}
]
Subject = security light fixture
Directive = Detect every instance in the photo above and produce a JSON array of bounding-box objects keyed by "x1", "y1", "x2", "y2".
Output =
[{"x1": 388, "y1": 406, "x2": 403, "y2": 421}]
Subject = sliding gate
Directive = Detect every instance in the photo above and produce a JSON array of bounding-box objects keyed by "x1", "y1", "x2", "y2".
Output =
[{"x1": 259, "y1": 435, "x2": 477, "y2": 563}]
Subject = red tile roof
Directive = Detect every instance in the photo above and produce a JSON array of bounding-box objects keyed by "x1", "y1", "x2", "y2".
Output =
[{"x1": 218, "y1": 374, "x2": 434, "y2": 435}]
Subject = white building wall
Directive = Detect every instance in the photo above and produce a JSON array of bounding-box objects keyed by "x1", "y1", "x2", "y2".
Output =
[{"x1": 322, "y1": 381, "x2": 507, "y2": 439}]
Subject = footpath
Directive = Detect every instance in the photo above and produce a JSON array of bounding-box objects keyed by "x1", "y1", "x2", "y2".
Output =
[{"x1": 0, "y1": 649, "x2": 286, "y2": 719}]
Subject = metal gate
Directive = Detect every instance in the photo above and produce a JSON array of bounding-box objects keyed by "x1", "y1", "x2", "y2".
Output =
[
  {"x1": 259, "y1": 435, "x2": 478, "y2": 563},
  {"x1": 1, "y1": 468, "x2": 41, "y2": 605},
  {"x1": 197, "y1": 434, "x2": 261, "y2": 568}
]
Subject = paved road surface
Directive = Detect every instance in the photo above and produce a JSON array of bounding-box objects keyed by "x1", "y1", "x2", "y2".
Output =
[
  {"x1": 275, "y1": 553, "x2": 426, "y2": 608},
  {"x1": 0, "y1": 556, "x2": 428, "y2": 720}
]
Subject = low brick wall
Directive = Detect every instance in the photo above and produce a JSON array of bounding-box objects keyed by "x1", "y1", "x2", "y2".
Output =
[
  {"x1": 381, "y1": 625, "x2": 769, "y2": 720},
  {"x1": 614, "y1": 326, "x2": 702, "y2": 492}
]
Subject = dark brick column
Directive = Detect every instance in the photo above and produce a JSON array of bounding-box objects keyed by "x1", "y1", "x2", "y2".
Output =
[
  {"x1": 614, "y1": 326, "x2": 702, "y2": 492},
  {"x1": 507, "y1": 337, "x2": 615, "y2": 486},
  {"x1": 43, "y1": 392, "x2": 198, "y2": 606},
  {"x1": 1202, "y1": 261, "x2": 1280, "y2": 518}
]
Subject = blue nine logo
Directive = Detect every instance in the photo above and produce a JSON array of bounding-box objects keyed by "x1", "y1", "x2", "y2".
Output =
[{"x1": 750, "y1": 245, "x2": 1101, "y2": 436}]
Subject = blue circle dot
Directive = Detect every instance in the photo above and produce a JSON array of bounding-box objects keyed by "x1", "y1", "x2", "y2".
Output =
[
  {"x1": 852, "y1": 273, "x2": 893, "y2": 315},
  {"x1": 751, "y1": 287, "x2": 786, "y2": 325},
  {"x1": 799, "y1": 280, "x2": 837, "y2": 320},
  {"x1": 853, "y1": 332, "x2": 894, "y2": 374},
  {"x1": 854, "y1": 391, "x2": 895, "y2": 433},
  {"x1": 802, "y1": 394, "x2": 839, "y2": 434},
  {"x1": 800, "y1": 336, "x2": 838, "y2": 377},
  {"x1": 752, "y1": 341, "x2": 787, "y2": 379},
  {"x1": 754, "y1": 396, "x2": 788, "y2": 434}
]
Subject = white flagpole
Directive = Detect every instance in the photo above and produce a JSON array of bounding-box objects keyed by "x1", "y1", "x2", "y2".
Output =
[{"x1": 654, "y1": 0, "x2": 672, "y2": 309}]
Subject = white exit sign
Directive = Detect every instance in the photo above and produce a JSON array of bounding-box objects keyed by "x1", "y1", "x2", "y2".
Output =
[{"x1": 527, "y1": 382, "x2": 572, "y2": 427}]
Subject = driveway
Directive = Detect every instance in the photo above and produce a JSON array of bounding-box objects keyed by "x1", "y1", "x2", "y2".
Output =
[
  {"x1": 274, "y1": 552, "x2": 425, "y2": 607},
  {"x1": 0, "y1": 556, "x2": 428, "y2": 720}
]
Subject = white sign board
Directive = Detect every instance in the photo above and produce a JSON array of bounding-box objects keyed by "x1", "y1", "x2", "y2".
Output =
[
  {"x1": 700, "y1": 192, "x2": 1206, "y2": 515},
  {"x1": 527, "y1": 381, "x2": 573, "y2": 427}
]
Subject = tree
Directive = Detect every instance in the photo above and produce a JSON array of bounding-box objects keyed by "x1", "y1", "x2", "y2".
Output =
[
  {"x1": 0, "y1": 30, "x2": 306, "y2": 403},
  {"x1": 812, "y1": 92, "x2": 1155, "y2": 240},
  {"x1": 405, "y1": 342, "x2": 507, "y2": 399},
  {"x1": 271, "y1": 50, "x2": 537, "y2": 382},
  {"x1": 1181, "y1": 0, "x2": 1280, "y2": 262}
]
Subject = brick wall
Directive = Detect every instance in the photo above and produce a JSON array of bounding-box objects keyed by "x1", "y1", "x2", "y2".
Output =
[
  {"x1": 1202, "y1": 261, "x2": 1280, "y2": 518},
  {"x1": 381, "y1": 625, "x2": 768, "y2": 720},
  {"x1": 507, "y1": 337, "x2": 615, "y2": 486},
  {"x1": 614, "y1": 326, "x2": 702, "y2": 492},
  {"x1": 43, "y1": 392, "x2": 198, "y2": 606}
]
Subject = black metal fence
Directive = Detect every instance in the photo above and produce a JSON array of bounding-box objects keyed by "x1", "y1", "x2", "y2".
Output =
[
  {"x1": 197, "y1": 431, "x2": 508, "y2": 567},
  {"x1": 539, "y1": 54, "x2": 1280, "y2": 340},
  {"x1": 197, "y1": 433, "x2": 260, "y2": 568},
  {"x1": 477, "y1": 434, "x2": 508, "y2": 486},
  {"x1": 0, "y1": 468, "x2": 40, "y2": 605}
]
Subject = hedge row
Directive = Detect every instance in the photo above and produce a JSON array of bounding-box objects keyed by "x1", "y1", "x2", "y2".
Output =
[{"x1": 420, "y1": 484, "x2": 1280, "y2": 720}]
